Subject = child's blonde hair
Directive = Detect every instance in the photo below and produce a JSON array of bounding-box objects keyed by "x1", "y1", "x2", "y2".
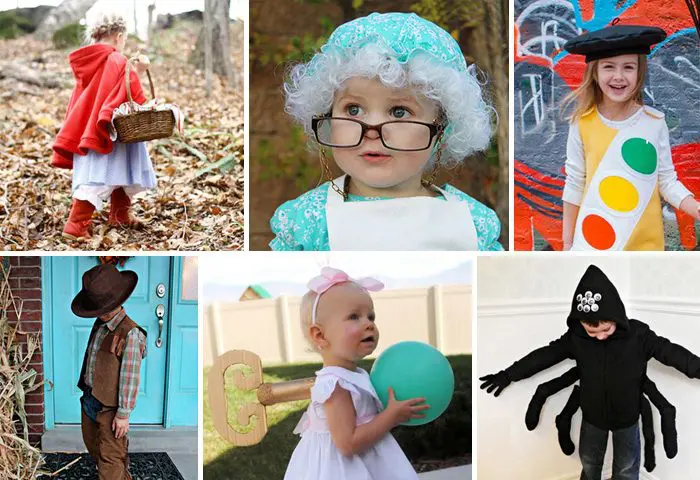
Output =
[
  {"x1": 86, "y1": 13, "x2": 127, "y2": 44},
  {"x1": 561, "y1": 54, "x2": 647, "y2": 123},
  {"x1": 300, "y1": 290, "x2": 319, "y2": 352}
]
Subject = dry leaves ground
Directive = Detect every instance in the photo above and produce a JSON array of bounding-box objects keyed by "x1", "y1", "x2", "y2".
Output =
[{"x1": 0, "y1": 21, "x2": 244, "y2": 250}]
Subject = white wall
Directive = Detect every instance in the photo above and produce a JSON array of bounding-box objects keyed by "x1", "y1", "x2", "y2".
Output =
[
  {"x1": 477, "y1": 255, "x2": 700, "y2": 480},
  {"x1": 204, "y1": 285, "x2": 472, "y2": 367}
]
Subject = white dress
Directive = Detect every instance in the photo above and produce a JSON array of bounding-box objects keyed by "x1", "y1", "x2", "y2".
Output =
[
  {"x1": 284, "y1": 366, "x2": 419, "y2": 480},
  {"x1": 72, "y1": 141, "x2": 157, "y2": 211}
]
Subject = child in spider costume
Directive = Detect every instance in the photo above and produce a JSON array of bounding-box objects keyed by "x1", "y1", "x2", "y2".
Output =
[{"x1": 480, "y1": 265, "x2": 700, "y2": 479}]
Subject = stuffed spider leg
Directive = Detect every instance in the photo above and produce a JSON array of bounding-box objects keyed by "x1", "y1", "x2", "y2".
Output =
[
  {"x1": 525, "y1": 367, "x2": 579, "y2": 431},
  {"x1": 643, "y1": 376, "x2": 678, "y2": 459},
  {"x1": 554, "y1": 384, "x2": 580, "y2": 455},
  {"x1": 545, "y1": 380, "x2": 662, "y2": 469},
  {"x1": 551, "y1": 383, "x2": 659, "y2": 464},
  {"x1": 640, "y1": 393, "x2": 655, "y2": 471}
]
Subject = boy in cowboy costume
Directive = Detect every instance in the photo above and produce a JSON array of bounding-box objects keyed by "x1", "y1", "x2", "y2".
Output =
[{"x1": 73, "y1": 263, "x2": 147, "y2": 480}]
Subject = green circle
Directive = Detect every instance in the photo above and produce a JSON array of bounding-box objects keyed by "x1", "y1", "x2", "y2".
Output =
[{"x1": 621, "y1": 138, "x2": 657, "y2": 175}]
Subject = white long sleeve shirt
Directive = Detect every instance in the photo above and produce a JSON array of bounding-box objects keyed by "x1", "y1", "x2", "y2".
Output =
[{"x1": 562, "y1": 107, "x2": 692, "y2": 208}]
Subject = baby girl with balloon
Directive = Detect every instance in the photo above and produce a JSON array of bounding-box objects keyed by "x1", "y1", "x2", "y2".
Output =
[{"x1": 284, "y1": 267, "x2": 455, "y2": 480}]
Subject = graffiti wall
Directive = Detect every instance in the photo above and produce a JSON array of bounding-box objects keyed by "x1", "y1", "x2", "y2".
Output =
[{"x1": 514, "y1": 0, "x2": 700, "y2": 250}]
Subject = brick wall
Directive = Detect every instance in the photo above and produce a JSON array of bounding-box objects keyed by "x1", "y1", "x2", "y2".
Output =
[{"x1": 7, "y1": 256, "x2": 44, "y2": 446}]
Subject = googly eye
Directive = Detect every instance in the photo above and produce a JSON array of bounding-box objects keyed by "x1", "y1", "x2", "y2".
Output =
[
  {"x1": 583, "y1": 305, "x2": 591, "y2": 313},
  {"x1": 588, "y1": 298, "x2": 595, "y2": 305},
  {"x1": 594, "y1": 293, "x2": 601, "y2": 301},
  {"x1": 585, "y1": 291, "x2": 592, "y2": 299},
  {"x1": 576, "y1": 294, "x2": 583, "y2": 301},
  {"x1": 577, "y1": 304, "x2": 583, "y2": 311},
  {"x1": 591, "y1": 304, "x2": 599, "y2": 312}
]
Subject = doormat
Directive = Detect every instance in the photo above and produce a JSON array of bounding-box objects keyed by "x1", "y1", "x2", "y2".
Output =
[{"x1": 38, "y1": 452, "x2": 185, "y2": 479}]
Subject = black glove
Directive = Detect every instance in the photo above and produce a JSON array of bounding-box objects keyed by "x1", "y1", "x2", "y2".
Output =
[{"x1": 479, "y1": 370, "x2": 512, "y2": 397}]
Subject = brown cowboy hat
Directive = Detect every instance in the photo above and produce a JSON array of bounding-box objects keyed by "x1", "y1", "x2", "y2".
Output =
[{"x1": 71, "y1": 264, "x2": 138, "y2": 318}]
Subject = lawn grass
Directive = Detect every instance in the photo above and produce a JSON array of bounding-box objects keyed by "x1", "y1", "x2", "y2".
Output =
[{"x1": 203, "y1": 355, "x2": 471, "y2": 480}]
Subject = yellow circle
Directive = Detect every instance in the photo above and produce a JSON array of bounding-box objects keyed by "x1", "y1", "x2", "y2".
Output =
[{"x1": 599, "y1": 176, "x2": 639, "y2": 212}]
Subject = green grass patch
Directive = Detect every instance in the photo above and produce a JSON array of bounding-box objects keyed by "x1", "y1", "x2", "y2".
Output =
[{"x1": 204, "y1": 355, "x2": 471, "y2": 479}]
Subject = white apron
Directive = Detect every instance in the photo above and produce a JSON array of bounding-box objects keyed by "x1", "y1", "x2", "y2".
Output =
[
  {"x1": 572, "y1": 114, "x2": 659, "y2": 251},
  {"x1": 326, "y1": 175, "x2": 478, "y2": 251}
]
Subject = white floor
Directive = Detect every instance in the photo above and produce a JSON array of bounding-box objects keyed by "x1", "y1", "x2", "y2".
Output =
[{"x1": 418, "y1": 465, "x2": 472, "y2": 479}]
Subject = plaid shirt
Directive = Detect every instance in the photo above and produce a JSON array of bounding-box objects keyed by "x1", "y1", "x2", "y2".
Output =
[{"x1": 83, "y1": 308, "x2": 147, "y2": 419}]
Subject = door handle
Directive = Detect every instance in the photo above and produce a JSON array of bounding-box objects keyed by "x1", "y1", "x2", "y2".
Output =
[{"x1": 155, "y1": 304, "x2": 165, "y2": 348}]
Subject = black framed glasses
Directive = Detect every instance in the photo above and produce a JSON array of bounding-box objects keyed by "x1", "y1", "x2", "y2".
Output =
[{"x1": 311, "y1": 117, "x2": 444, "y2": 152}]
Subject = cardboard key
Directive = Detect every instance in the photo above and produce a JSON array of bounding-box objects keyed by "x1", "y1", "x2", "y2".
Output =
[{"x1": 208, "y1": 350, "x2": 316, "y2": 446}]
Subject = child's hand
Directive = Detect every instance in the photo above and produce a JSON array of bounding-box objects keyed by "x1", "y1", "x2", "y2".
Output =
[
  {"x1": 112, "y1": 415, "x2": 129, "y2": 439},
  {"x1": 384, "y1": 387, "x2": 429, "y2": 426},
  {"x1": 133, "y1": 54, "x2": 150, "y2": 74},
  {"x1": 678, "y1": 196, "x2": 700, "y2": 221}
]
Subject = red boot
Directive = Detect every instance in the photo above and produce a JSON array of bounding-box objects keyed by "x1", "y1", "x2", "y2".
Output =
[
  {"x1": 108, "y1": 187, "x2": 145, "y2": 229},
  {"x1": 62, "y1": 199, "x2": 95, "y2": 241}
]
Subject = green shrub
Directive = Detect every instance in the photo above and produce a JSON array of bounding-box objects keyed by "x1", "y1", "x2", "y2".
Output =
[
  {"x1": 0, "y1": 11, "x2": 31, "y2": 39},
  {"x1": 393, "y1": 355, "x2": 472, "y2": 462},
  {"x1": 52, "y1": 23, "x2": 85, "y2": 49}
]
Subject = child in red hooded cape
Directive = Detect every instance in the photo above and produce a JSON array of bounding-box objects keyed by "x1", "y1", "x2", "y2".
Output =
[{"x1": 52, "y1": 13, "x2": 157, "y2": 241}]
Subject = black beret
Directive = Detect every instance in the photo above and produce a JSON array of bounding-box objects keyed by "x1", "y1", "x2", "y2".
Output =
[{"x1": 564, "y1": 25, "x2": 667, "y2": 62}]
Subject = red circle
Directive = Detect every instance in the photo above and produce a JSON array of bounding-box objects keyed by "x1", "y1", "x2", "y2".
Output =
[{"x1": 582, "y1": 214, "x2": 616, "y2": 250}]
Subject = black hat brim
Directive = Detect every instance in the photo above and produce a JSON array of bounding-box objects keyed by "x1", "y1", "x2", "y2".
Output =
[{"x1": 71, "y1": 270, "x2": 138, "y2": 318}]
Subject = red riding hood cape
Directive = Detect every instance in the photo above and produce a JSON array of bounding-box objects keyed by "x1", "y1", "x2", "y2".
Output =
[{"x1": 51, "y1": 44, "x2": 147, "y2": 169}]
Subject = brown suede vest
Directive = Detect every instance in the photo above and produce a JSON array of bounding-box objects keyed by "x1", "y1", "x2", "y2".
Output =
[{"x1": 77, "y1": 313, "x2": 146, "y2": 407}]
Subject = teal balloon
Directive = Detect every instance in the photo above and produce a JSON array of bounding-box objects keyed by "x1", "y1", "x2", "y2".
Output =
[{"x1": 370, "y1": 341, "x2": 454, "y2": 426}]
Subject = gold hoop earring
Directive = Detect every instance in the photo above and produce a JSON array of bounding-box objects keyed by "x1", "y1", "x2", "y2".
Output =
[
  {"x1": 422, "y1": 141, "x2": 444, "y2": 188},
  {"x1": 320, "y1": 148, "x2": 347, "y2": 200}
]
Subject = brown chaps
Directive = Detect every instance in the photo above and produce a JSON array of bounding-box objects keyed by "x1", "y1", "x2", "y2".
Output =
[{"x1": 81, "y1": 409, "x2": 131, "y2": 480}]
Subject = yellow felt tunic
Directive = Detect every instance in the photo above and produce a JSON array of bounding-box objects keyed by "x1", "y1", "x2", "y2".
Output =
[{"x1": 578, "y1": 107, "x2": 664, "y2": 250}]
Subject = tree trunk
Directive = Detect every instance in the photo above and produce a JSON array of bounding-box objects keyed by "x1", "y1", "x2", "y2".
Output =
[
  {"x1": 190, "y1": 0, "x2": 237, "y2": 87},
  {"x1": 133, "y1": 0, "x2": 138, "y2": 40},
  {"x1": 0, "y1": 63, "x2": 63, "y2": 88},
  {"x1": 484, "y1": 0, "x2": 509, "y2": 247},
  {"x1": 204, "y1": 0, "x2": 213, "y2": 96},
  {"x1": 147, "y1": 2, "x2": 155, "y2": 45},
  {"x1": 34, "y1": 0, "x2": 99, "y2": 41}
]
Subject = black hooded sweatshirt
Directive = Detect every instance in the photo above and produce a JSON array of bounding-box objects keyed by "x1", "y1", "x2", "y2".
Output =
[{"x1": 504, "y1": 265, "x2": 700, "y2": 431}]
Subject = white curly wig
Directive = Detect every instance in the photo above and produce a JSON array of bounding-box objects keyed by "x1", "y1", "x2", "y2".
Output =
[{"x1": 284, "y1": 41, "x2": 494, "y2": 167}]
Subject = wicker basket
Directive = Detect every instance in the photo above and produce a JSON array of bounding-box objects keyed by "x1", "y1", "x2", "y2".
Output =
[{"x1": 113, "y1": 61, "x2": 176, "y2": 143}]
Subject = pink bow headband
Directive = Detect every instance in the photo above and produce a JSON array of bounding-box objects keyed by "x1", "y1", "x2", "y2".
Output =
[{"x1": 308, "y1": 267, "x2": 384, "y2": 324}]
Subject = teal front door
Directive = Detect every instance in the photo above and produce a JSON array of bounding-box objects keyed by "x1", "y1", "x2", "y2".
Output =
[{"x1": 46, "y1": 257, "x2": 171, "y2": 425}]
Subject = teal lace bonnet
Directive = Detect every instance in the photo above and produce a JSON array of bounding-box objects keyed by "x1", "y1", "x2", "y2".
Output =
[{"x1": 305, "y1": 12, "x2": 468, "y2": 76}]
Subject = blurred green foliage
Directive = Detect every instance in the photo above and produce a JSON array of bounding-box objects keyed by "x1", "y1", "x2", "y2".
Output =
[
  {"x1": 411, "y1": 0, "x2": 485, "y2": 40},
  {"x1": 0, "y1": 11, "x2": 31, "y2": 39},
  {"x1": 258, "y1": 125, "x2": 321, "y2": 191},
  {"x1": 52, "y1": 23, "x2": 85, "y2": 49}
]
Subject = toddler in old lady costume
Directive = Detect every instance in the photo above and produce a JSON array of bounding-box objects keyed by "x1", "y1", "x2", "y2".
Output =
[
  {"x1": 52, "y1": 13, "x2": 157, "y2": 241},
  {"x1": 270, "y1": 12, "x2": 502, "y2": 251},
  {"x1": 284, "y1": 267, "x2": 427, "y2": 480},
  {"x1": 560, "y1": 23, "x2": 700, "y2": 251}
]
